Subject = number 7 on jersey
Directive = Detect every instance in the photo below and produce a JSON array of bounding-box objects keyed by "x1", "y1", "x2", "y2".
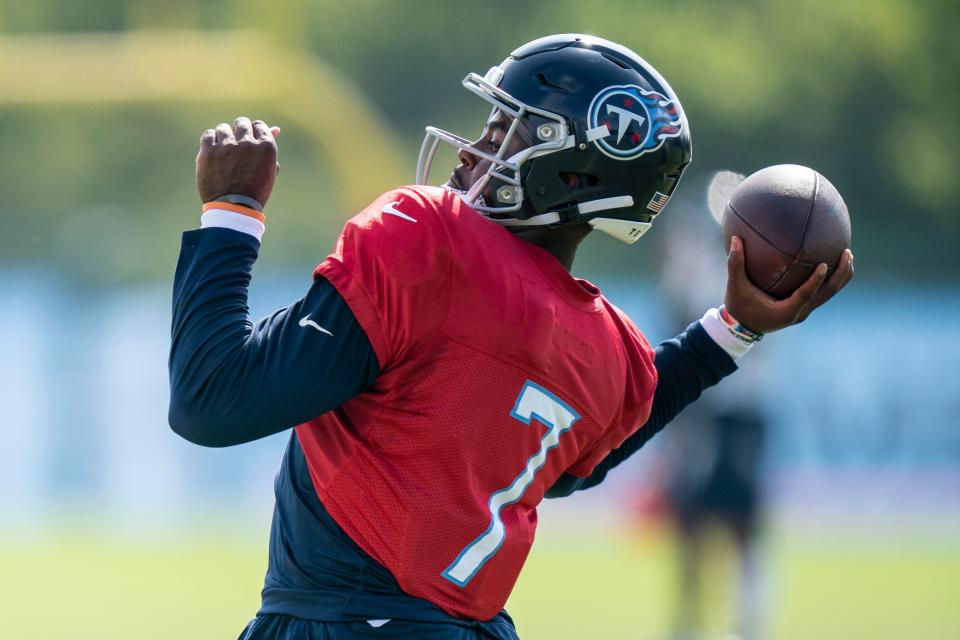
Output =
[{"x1": 442, "y1": 380, "x2": 580, "y2": 586}]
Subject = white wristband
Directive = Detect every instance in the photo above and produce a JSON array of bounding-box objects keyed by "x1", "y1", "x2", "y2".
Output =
[
  {"x1": 699, "y1": 307, "x2": 755, "y2": 361},
  {"x1": 200, "y1": 209, "x2": 265, "y2": 241}
]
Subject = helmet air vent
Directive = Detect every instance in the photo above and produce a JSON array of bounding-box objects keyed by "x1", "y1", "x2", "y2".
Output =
[
  {"x1": 536, "y1": 72, "x2": 569, "y2": 92},
  {"x1": 600, "y1": 52, "x2": 631, "y2": 70}
]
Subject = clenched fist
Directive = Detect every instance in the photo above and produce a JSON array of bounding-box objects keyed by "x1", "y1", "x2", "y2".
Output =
[{"x1": 196, "y1": 117, "x2": 281, "y2": 207}]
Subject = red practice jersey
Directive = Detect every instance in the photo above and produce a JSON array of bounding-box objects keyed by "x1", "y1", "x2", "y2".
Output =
[{"x1": 299, "y1": 186, "x2": 657, "y2": 620}]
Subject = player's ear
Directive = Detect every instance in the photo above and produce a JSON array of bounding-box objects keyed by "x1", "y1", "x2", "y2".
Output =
[{"x1": 558, "y1": 172, "x2": 580, "y2": 189}]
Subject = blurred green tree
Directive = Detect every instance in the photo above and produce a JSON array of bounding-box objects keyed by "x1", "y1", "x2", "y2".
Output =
[{"x1": 0, "y1": 0, "x2": 956, "y2": 281}]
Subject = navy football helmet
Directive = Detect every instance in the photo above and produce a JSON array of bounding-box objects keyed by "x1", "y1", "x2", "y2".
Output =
[{"x1": 416, "y1": 34, "x2": 692, "y2": 243}]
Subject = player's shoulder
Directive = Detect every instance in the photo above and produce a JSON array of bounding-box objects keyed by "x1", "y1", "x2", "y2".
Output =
[
  {"x1": 334, "y1": 186, "x2": 459, "y2": 275},
  {"x1": 345, "y1": 185, "x2": 492, "y2": 256},
  {"x1": 354, "y1": 185, "x2": 455, "y2": 229},
  {"x1": 351, "y1": 184, "x2": 516, "y2": 242},
  {"x1": 595, "y1": 295, "x2": 658, "y2": 419},
  {"x1": 600, "y1": 295, "x2": 656, "y2": 370}
]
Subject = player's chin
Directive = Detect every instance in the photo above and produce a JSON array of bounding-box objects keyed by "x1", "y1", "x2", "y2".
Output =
[{"x1": 446, "y1": 172, "x2": 464, "y2": 192}]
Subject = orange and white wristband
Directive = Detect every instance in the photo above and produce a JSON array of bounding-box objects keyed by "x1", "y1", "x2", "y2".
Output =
[
  {"x1": 200, "y1": 200, "x2": 265, "y2": 241},
  {"x1": 699, "y1": 307, "x2": 759, "y2": 360}
]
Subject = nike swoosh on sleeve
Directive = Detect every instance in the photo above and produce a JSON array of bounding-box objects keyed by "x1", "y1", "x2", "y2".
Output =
[
  {"x1": 298, "y1": 315, "x2": 334, "y2": 337},
  {"x1": 382, "y1": 202, "x2": 418, "y2": 222},
  {"x1": 366, "y1": 619, "x2": 391, "y2": 628}
]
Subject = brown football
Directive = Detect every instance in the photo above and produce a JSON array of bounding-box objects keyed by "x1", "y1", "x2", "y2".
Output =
[{"x1": 722, "y1": 164, "x2": 852, "y2": 299}]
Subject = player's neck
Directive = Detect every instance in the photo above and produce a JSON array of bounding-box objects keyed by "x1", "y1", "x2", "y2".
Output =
[{"x1": 509, "y1": 224, "x2": 592, "y2": 272}]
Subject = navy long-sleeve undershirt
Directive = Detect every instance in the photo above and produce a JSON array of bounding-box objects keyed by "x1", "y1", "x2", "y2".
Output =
[
  {"x1": 168, "y1": 227, "x2": 737, "y2": 491},
  {"x1": 168, "y1": 227, "x2": 379, "y2": 447}
]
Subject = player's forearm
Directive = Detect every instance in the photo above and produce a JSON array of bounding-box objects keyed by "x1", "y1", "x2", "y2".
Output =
[
  {"x1": 168, "y1": 226, "x2": 379, "y2": 447},
  {"x1": 546, "y1": 318, "x2": 738, "y2": 497},
  {"x1": 169, "y1": 227, "x2": 267, "y2": 445}
]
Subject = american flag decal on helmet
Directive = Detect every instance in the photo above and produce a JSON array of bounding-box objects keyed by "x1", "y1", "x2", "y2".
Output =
[{"x1": 646, "y1": 191, "x2": 670, "y2": 212}]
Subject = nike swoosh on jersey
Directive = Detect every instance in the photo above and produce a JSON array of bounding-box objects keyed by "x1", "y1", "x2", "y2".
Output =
[
  {"x1": 298, "y1": 315, "x2": 333, "y2": 337},
  {"x1": 382, "y1": 202, "x2": 418, "y2": 222}
]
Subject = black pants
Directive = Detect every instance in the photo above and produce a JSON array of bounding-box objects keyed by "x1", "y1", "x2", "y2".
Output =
[{"x1": 238, "y1": 614, "x2": 518, "y2": 640}]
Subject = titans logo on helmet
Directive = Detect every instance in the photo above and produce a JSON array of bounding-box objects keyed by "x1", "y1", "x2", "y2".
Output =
[{"x1": 587, "y1": 85, "x2": 684, "y2": 160}]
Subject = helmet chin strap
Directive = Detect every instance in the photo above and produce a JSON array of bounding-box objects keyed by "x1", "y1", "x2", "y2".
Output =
[
  {"x1": 449, "y1": 181, "x2": 561, "y2": 226},
  {"x1": 456, "y1": 190, "x2": 641, "y2": 243},
  {"x1": 450, "y1": 161, "x2": 644, "y2": 242},
  {"x1": 588, "y1": 218, "x2": 652, "y2": 244},
  {"x1": 490, "y1": 211, "x2": 563, "y2": 227}
]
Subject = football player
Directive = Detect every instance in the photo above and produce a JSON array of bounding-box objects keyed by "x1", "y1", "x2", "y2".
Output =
[{"x1": 169, "y1": 34, "x2": 852, "y2": 640}]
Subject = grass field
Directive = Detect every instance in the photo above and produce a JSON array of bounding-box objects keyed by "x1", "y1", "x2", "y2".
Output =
[{"x1": 2, "y1": 526, "x2": 958, "y2": 639}]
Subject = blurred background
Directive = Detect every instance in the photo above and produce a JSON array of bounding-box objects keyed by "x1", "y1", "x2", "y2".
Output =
[{"x1": 1, "y1": 1, "x2": 958, "y2": 638}]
